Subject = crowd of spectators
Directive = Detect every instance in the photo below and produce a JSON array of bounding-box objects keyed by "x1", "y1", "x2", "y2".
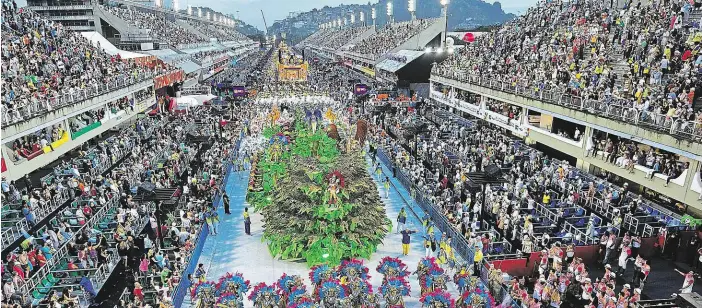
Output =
[
  {"x1": 349, "y1": 18, "x2": 436, "y2": 57},
  {"x1": 101, "y1": 4, "x2": 205, "y2": 46},
  {"x1": 6, "y1": 124, "x2": 67, "y2": 162},
  {"x1": 1, "y1": 1, "x2": 175, "y2": 126},
  {"x1": 588, "y1": 131, "x2": 688, "y2": 185},
  {"x1": 320, "y1": 26, "x2": 370, "y2": 50},
  {"x1": 189, "y1": 50, "x2": 228, "y2": 64},
  {"x1": 297, "y1": 28, "x2": 335, "y2": 48},
  {"x1": 1, "y1": 119, "x2": 154, "y2": 306},
  {"x1": 433, "y1": 0, "x2": 702, "y2": 136},
  {"x1": 182, "y1": 19, "x2": 248, "y2": 42},
  {"x1": 369, "y1": 104, "x2": 655, "y2": 307}
]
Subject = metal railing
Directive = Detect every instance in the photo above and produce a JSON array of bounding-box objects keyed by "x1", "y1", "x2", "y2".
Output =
[
  {"x1": 2, "y1": 71, "x2": 154, "y2": 126},
  {"x1": 2, "y1": 188, "x2": 74, "y2": 248},
  {"x1": 432, "y1": 71, "x2": 702, "y2": 141},
  {"x1": 19, "y1": 193, "x2": 120, "y2": 294},
  {"x1": 376, "y1": 149, "x2": 520, "y2": 308}
]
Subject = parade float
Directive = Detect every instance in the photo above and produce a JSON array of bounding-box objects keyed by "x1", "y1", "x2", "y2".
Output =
[{"x1": 247, "y1": 107, "x2": 391, "y2": 267}]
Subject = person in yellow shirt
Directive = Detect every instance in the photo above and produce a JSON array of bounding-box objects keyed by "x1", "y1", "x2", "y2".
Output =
[
  {"x1": 473, "y1": 248, "x2": 483, "y2": 276},
  {"x1": 543, "y1": 192, "x2": 551, "y2": 206}
]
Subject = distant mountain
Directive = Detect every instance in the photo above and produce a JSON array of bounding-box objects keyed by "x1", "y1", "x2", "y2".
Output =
[
  {"x1": 268, "y1": 0, "x2": 514, "y2": 45},
  {"x1": 185, "y1": 6, "x2": 264, "y2": 38}
]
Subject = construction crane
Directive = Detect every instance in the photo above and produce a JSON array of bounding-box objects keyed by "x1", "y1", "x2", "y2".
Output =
[{"x1": 261, "y1": 10, "x2": 269, "y2": 36}]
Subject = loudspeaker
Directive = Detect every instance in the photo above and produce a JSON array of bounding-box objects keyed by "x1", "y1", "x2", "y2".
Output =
[{"x1": 484, "y1": 164, "x2": 502, "y2": 179}]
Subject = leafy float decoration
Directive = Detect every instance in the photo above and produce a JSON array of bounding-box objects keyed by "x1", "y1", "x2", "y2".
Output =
[{"x1": 250, "y1": 120, "x2": 391, "y2": 266}]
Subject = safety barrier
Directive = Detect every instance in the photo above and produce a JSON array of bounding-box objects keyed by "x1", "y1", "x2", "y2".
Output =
[
  {"x1": 1, "y1": 71, "x2": 154, "y2": 126},
  {"x1": 376, "y1": 149, "x2": 520, "y2": 308},
  {"x1": 171, "y1": 135, "x2": 242, "y2": 307},
  {"x1": 71, "y1": 122, "x2": 103, "y2": 140}
]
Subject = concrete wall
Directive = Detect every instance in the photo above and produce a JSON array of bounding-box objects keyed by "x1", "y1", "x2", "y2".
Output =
[
  {"x1": 389, "y1": 18, "x2": 444, "y2": 54},
  {"x1": 2, "y1": 79, "x2": 153, "y2": 143},
  {"x1": 431, "y1": 75, "x2": 702, "y2": 160},
  {"x1": 2, "y1": 97, "x2": 154, "y2": 181}
]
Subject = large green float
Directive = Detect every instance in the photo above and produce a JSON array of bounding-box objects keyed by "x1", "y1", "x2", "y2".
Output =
[{"x1": 247, "y1": 116, "x2": 391, "y2": 267}]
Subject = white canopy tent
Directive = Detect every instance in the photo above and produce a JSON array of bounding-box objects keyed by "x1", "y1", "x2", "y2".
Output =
[{"x1": 81, "y1": 32, "x2": 149, "y2": 59}]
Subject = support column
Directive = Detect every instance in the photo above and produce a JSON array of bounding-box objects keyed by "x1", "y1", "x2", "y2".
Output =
[{"x1": 576, "y1": 126, "x2": 594, "y2": 170}]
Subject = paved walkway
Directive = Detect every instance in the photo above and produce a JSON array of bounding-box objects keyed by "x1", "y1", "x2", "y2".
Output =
[{"x1": 185, "y1": 155, "x2": 459, "y2": 307}]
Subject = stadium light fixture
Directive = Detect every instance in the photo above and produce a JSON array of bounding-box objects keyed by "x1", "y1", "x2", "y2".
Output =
[
  {"x1": 359, "y1": 11, "x2": 365, "y2": 24},
  {"x1": 198, "y1": 8, "x2": 202, "y2": 17},
  {"x1": 350, "y1": 14, "x2": 355, "y2": 24},
  {"x1": 386, "y1": 2, "x2": 393, "y2": 17},
  {"x1": 371, "y1": 7, "x2": 376, "y2": 19},
  {"x1": 337, "y1": 18, "x2": 342, "y2": 28},
  {"x1": 408, "y1": 0, "x2": 417, "y2": 20},
  {"x1": 187, "y1": 5, "x2": 192, "y2": 15},
  {"x1": 440, "y1": 0, "x2": 449, "y2": 6},
  {"x1": 172, "y1": 0, "x2": 179, "y2": 12}
]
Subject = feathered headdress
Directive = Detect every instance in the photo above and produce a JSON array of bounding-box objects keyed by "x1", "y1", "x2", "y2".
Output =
[
  {"x1": 215, "y1": 272, "x2": 250, "y2": 297},
  {"x1": 379, "y1": 277, "x2": 410, "y2": 297},
  {"x1": 454, "y1": 272, "x2": 471, "y2": 290},
  {"x1": 420, "y1": 290, "x2": 455, "y2": 308},
  {"x1": 288, "y1": 296, "x2": 318, "y2": 308},
  {"x1": 190, "y1": 281, "x2": 216, "y2": 298},
  {"x1": 287, "y1": 286, "x2": 308, "y2": 305},
  {"x1": 422, "y1": 267, "x2": 447, "y2": 289},
  {"x1": 216, "y1": 292, "x2": 240, "y2": 305},
  {"x1": 460, "y1": 283, "x2": 496, "y2": 308},
  {"x1": 338, "y1": 259, "x2": 369, "y2": 281},
  {"x1": 276, "y1": 273, "x2": 302, "y2": 295},
  {"x1": 319, "y1": 279, "x2": 347, "y2": 301},
  {"x1": 248, "y1": 282, "x2": 280, "y2": 303},
  {"x1": 309, "y1": 264, "x2": 336, "y2": 285},
  {"x1": 376, "y1": 257, "x2": 409, "y2": 278}
]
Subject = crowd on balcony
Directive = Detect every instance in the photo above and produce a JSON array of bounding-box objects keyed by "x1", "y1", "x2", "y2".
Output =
[
  {"x1": 1, "y1": 1, "x2": 175, "y2": 126},
  {"x1": 433, "y1": 0, "x2": 702, "y2": 137},
  {"x1": 189, "y1": 50, "x2": 228, "y2": 64},
  {"x1": 183, "y1": 19, "x2": 248, "y2": 42},
  {"x1": 298, "y1": 28, "x2": 335, "y2": 48},
  {"x1": 369, "y1": 106, "x2": 663, "y2": 307},
  {"x1": 101, "y1": 4, "x2": 205, "y2": 46},
  {"x1": 588, "y1": 131, "x2": 689, "y2": 186},
  {"x1": 320, "y1": 26, "x2": 370, "y2": 50},
  {"x1": 349, "y1": 19, "x2": 435, "y2": 57},
  {"x1": 6, "y1": 124, "x2": 67, "y2": 162}
]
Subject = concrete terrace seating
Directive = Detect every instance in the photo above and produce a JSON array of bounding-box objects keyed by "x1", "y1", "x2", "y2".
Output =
[
  {"x1": 349, "y1": 19, "x2": 436, "y2": 58},
  {"x1": 432, "y1": 0, "x2": 702, "y2": 141},
  {"x1": 100, "y1": 4, "x2": 206, "y2": 46},
  {"x1": 0, "y1": 3, "x2": 168, "y2": 126}
]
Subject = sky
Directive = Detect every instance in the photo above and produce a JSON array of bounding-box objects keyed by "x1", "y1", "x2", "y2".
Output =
[{"x1": 181, "y1": 0, "x2": 539, "y2": 30}]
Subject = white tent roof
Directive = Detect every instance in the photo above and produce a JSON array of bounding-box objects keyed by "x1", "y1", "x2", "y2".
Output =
[{"x1": 81, "y1": 32, "x2": 148, "y2": 59}]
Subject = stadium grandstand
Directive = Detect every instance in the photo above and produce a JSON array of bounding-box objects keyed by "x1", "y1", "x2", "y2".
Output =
[{"x1": 3, "y1": 0, "x2": 702, "y2": 307}]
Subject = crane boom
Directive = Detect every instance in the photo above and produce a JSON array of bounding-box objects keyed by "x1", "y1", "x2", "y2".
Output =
[{"x1": 261, "y1": 10, "x2": 268, "y2": 35}]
